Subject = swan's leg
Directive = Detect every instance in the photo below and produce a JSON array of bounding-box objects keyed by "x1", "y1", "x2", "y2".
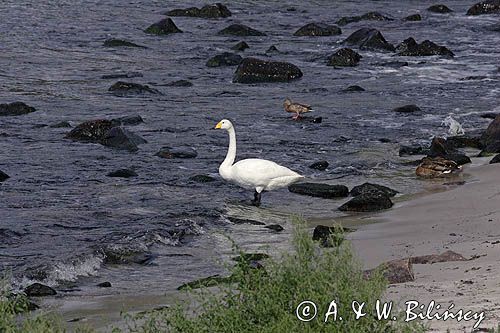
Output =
[{"x1": 251, "y1": 190, "x2": 261, "y2": 207}]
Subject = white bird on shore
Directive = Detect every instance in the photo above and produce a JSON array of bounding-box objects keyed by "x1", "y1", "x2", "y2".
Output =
[
  {"x1": 214, "y1": 119, "x2": 304, "y2": 206},
  {"x1": 442, "y1": 115, "x2": 465, "y2": 136}
]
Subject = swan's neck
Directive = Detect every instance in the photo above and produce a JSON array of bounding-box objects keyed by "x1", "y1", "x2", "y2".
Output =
[{"x1": 222, "y1": 127, "x2": 236, "y2": 168}]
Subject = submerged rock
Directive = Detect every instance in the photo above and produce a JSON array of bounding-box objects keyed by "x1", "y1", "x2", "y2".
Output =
[
  {"x1": 50, "y1": 121, "x2": 72, "y2": 128},
  {"x1": 427, "y1": 4, "x2": 453, "y2": 13},
  {"x1": 377, "y1": 60, "x2": 409, "y2": 68},
  {"x1": 350, "y1": 183, "x2": 398, "y2": 197},
  {"x1": 392, "y1": 104, "x2": 421, "y2": 113},
  {"x1": 403, "y1": 13, "x2": 422, "y2": 21},
  {"x1": 396, "y1": 37, "x2": 454, "y2": 57},
  {"x1": 365, "y1": 259, "x2": 414, "y2": 284},
  {"x1": 264, "y1": 224, "x2": 284, "y2": 232},
  {"x1": 0, "y1": 170, "x2": 9, "y2": 182},
  {"x1": 343, "y1": 28, "x2": 395, "y2": 52},
  {"x1": 265, "y1": 45, "x2": 280, "y2": 54},
  {"x1": 466, "y1": 0, "x2": 500, "y2": 15},
  {"x1": 111, "y1": 115, "x2": 144, "y2": 126},
  {"x1": 293, "y1": 22, "x2": 341, "y2": 36},
  {"x1": 155, "y1": 146, "x2": 197, "y2": 159},
  {"x1": 490, "y1": 154, "x2": 500, "y2": 164},
  {"x1": 108, "y1": 81, "x2": 160, "y2": 96},
  {"x1": 206, "y1": 52, "x2": 242, "y2": 67},
  {"x1": 165, "y1": 80, "x2": 193, "y2": 87},
  {"x1": 336, "y1": 11, "x2": 393, "y2": 26},
  {"x1": 399, "y1": 145, "x2": 429, "y2": 156},
  {"x1": 103, "y1": 39, "x2": 145, "y2": 48},
  {"x1": 231, "y1": 41, "x2": 249, "y2": 51},
  {"x1": 233, "y1": 58, "x2": 303, "y2": 83},
  {"x1": 339, "y1": 192, "x2": 393, "y2": 212},
  {"x1": 165, "y1": 3, "x2": 231, "y2": 18},
  {"x1": 0, "y1": 102, "x2": 36, "y2": 116},
  {"x1": 97, "y1": 281, "x2": 112, "y2": 288},
  {"x1": 106, "y1": 169, "x2": 138, "y2": 178},
  {"x1": 217, "y1": 24, "x2": 266, "y2": 36},
  {"x1": 327, "y1": 48, "x2": 362, "y2": 67},
  {"x1": 144, "y1": 18, "x2": 182, "y2": 35},
  {"x1": 24, "y1": 283, "x2": 57, "y2": 297},
  {"x1": 101, "y1": 127, "x2": 147, "y2": 152},
  {"x1": 189, "y1": 174, "x2": 216, "y2": 183},
  {"x1": 101, "y1": 72, "x2": 143, "y2": 80},
  {"x1": 343, "y1": 85, "x2": 365, "y2": 92},
  {"x1": 309, "y1": 160, "x2": 329, "y2": 170},
  {"x1": 288, "y1": 183, "x2": 349, "y2": 198}
]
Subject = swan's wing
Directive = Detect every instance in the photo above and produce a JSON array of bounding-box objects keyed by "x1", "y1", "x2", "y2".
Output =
[{"x1": 231, "y1": 159, "x2": 302, "y2": 188}]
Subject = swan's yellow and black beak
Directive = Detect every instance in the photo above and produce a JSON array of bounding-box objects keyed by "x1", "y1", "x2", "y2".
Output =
[{"x1": 215, "y1": 121, "x2": 223, "y2": 129}]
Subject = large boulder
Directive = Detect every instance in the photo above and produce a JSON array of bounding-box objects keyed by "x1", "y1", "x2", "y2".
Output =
[
  {"x1": 288, "y1": 183, "x2": 349, "y2": 198},
  {"x1": 233, "y1": 58, "x2": 303, "y2": 83},
  {"x1": 343, "y1": 28, "x2": 395, "y2": 52},
  {"x1": 428, "y1": 137, "x2": 471, "y2": 165},
  {"x1": 336, "y1": 12, "x2": 393, "y2": 26},
  {"x1": 24, "y1": 283, "x2": 57, "y2": 297},
  {"x1": 108, "y1": 81, "x2": 160, "y2": 96},
  {"x1": 0, "y1": 102, "x2": 36, "y2": 116},
  {"x1": 327, "y1": 48, "x2": 362, "y2": 67},
  {"x1": 206, "y1": 52, "x2": 242, "y2": 67},
  {"x1": 293, "y1": 22, "x2": 341, "y2": 36},
  {"x1": 103, "y1": 39, "x2": 145, "y2": 48},
  {"x1": 427, "y1": 4, "x2": 453, "y2": 13},
  {"x1": 339, "y1": 192, "x2": 393, "y2": 212},
  {"x1": 217, "y1": 24, "x2": 266, "y2": 36},
  {"x1": 480, "y1": 115, "x2": 500, "y2": 155},
  {"x1": 144, "y1": 18, "x2": 182, "y2": 35},
  {"x1": 350, "y1": 183, "x2": 398, "y2": 197},
  {"x1": 0, "y1": 170, "x2": 9, "y2": 182},
  {"x1": 396, "y1": 37, "x2": 454, "y2": 57},
  {"x1": 466, "y1": 0, "x2": 500, "y2": 15},
  {"x1": 165, "y1": 3, "x2": 231, "y2": 18}
]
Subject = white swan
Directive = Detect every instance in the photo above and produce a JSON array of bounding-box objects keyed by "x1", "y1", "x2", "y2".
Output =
[{"x1": 214, "y1": 119, "x2": 304, "y2": 206}]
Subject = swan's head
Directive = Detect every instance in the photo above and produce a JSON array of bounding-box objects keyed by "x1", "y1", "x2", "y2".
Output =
[{"x1": 215, "y1": 119, "x2": 233, "y2": 130}]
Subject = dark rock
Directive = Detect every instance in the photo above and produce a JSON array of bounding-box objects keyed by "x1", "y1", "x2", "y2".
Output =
[
  {"x1": 293, "y1": 22, "x2": 341, "y2": 36},
  {"x1": 377, "y1": 61, "x2": 409, "y2": 68},
  {"x1": 392, "y1": 104, "x2": 421, "y2": 113},
  {"x1": 0, "y1": 170, "x2": 9, "y2": 182},
  {"x1": 24, "y1": 283, "x2": 57, "y2": 297},
  {"x1": 403, "y1": 13, "x2": 422, "y2": 21},
  {"x1": 313, "y1": 225, "x2": 354, "y2": 247},
  {"x1": 343, "y1": 85, "x2": 365, "y2": 92},
  {"x1": 233, "y1": 57, "x2": 303, "y2": 84},
  {"x1": 206, "y1": 52, "x2": 242, "y2": 67},
  {"x1": 343, "y1": 28, "x2": 395, "y2": 52},
  {"x1": 144, "y1": 18, "x2": 182, "y2": 35},
  {"x1": 108, "y1": 81, "x2": 160, "y2": 96},
  {"x1": 232, "y1": 253, "x2": 269, "y2": 262},
  {"x1": 288, "y1": 183, "x2": 349, "y2": 199},
  {"x1": 327, "y1": 48, "x2": 362, "y2": 67},
  {"x1": 111, "y1": 115, "x2": 144, "y2": 126},
  {"x1": 231, "y1": 41, "x2": 249, "y2": 51},
  {"x1": 106, "y1": 169, "x2": 138, "y2": 178},
  {"x1": 336, "y1": 12, "x2": 393, "y2": 26},
  {"x1": 446, "y1": 135, "x2": 484, "y2": 150},
  {"x1": 101, "y1": 72, "x2": 143, "y2": 80},
  {"x1": 177, "y1": 274, "x2": 233, "y2": 290},
  {"x1": 50, "y1": 121, "x2": 71, "y2": 128},
  {"x1": 165, "y1": 3, "x2": 231, "y2": 18},
  {"x1": 265, "y1": 45, "x2": 280, "y2": 54},
  {"x1": 97, "y1": 281, "x2": 112, "y2": 288},
  {"x1": 339, "y1": 192, "x2": 393, "y2": 212},
  {"x1": 427, "y1": 4, "x2": 453, "y2": 13},
  {"x1": 490, "y1": 154, "x2": 500, "y2": 164},
  {"x1": 399, "y1": 145, "x2": 429, "y2": 156},
  {"x1": 466, "y1": 0, "x2": 500, "y2": 15},
  {"x1": 217, "y1": 24, "x2": 266, "y2": 36},
  {"x1": 155, "y1": 146, "x2": 197, "y2": 159},
  {"x1": 189, "y1": 174, "x2": 216, "y2": 183},
  {"x1": 365, "y1": 259, "x2": 414, "y2": 284},
  {"x1": 103, "y1": 39, "x2": 145, "y2": 48},
  {"x1": 350, "y1": 183, "x2": 398, "y2": 197},
  {"x1": 165, "y1": 80, "x2": 193, "y2": 87},
  {"x1": 410, "y1": 250, "x2": 467, "y2": 264},
  {"x1": 0, "y1": 102, "x2": 36, "y2": 116},
  {"x1": 396, "y1": 37, "x2": 454, "y2": 57},
  {"x1": 65, "y1": 119, "x2": 114, "y2": 143},
  {"x1": 101, "y1": 127, "x2": 146, "y2": 152},
  {"x1": 480, "y1": 113, "x2": 499, "y2": 119},
  {"x1": 103, "y1": 248, "x2": 155, "y2": 265},
  {"x1": 309, "y1": 160, "x2": 329, "y2": 170},
  {"x1": 428, "y1": 137, "x2": 471, "y2": 165},
  {"x1": 480, "y1": 115, "x2": 500, "y2": 154},
  {"x1": 227, "y1": 217, "x2": 265, "y2": 225},
  {"x1": 312, "y1": 117, "x2": 322, "y2": 123},
  {"x1": 264, "y1": 224, "x2": 284, "y2": 232}
]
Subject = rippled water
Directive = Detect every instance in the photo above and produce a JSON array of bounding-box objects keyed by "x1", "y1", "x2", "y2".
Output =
[{"x1": 0, "y1": 0, "x2": 499, "y2": 296}]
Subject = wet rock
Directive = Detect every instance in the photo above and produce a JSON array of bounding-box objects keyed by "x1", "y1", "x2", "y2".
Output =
[
  {"x1": 480, "y1": 115, "x2": 500, "y2": 154},
  {"x1": 350, "y1": 183, "x2": 398, "y2": 197},
  {"x1": 288, "y1": 183, "x2": 349, "y2": 199},
  {"x1": 343, "y1": 28, "x2": 395, "y2": 52},
  {"x1": 108, "y1": 81, "x2": 160, "y2": 96},
  {"x1": 231, "y1": 41, "x2": 249, "y2": 51},
  {"x1": 403, "y1": 13, "x2": 422, "y2": 21},
  {"x1": 392, "y1": 104, "x2": 421, "y2": 113},
  {"x1": 312, "y1": 117, "x2": 323, "y2": 123},
  {"x1": 106, "y1": 169, "x2": 138, "y2": 178},
  {"x1": 0, "y1": 102, "x2": 36, "y2": 116},
  {"x1": 103, "y1": 39, "x2": 145, "y2": 48},
  {"x1": 24, "y1": 283, "x2": 57, "y2": 297},
  {"x1": 399, "y1": 145, "x2": 429, "y2": 156},
  {"x1": 50, "y1": 121, "x2": 72, "y2": 128},
  {"x1": 155, "y1": 146, "x2": 197, "y2": 159},
  {"x1": 206, "y1": 52, "x2": 242, "y2": 67},
  {"x1": 339, "y1": 192, "x2": 393, "y2": 212},
  {"x1": 343, "y1": 85, "x2": 365, "y2": 92},
  {"x1": 101, "y1": 72, "x2": 143, "y2": 80},
  {"x1": 336, "y1": 12, "x2": 393, "y2": 26},
  {"x1": 111, "y1": 115, "x2": 144, "y2": 126},
  {"x1": 165, "y1": 80, "x2": 193, "y2": 87},
  {"x1": 101, "y1": 127, "x2": 146, "y2": 152},
  {"x1": 377, "y1": 61, "x2": 409, "y2": 68},
  {"x1": 365, "y1": 259, "x2": 414, "y2": 284},
  {"x1": 309, "y1": 160, "x2": 329, "y2": 170},
  {"x1": 490, "y1": 154, "x2": 500, "y2": 164},
  {"x1": 416, "y1": 157, "x2": 461, "y2": 178},
  {"x1": 217, "y1": 24, "x2": 266, "y2": 36},
  {"x1": 466, "y1": 0, "x2": 500, "y2": 15},
  {"x1": 0, "y1": 170, "x2": 9, "y2": 182},
  {"x1": 265, "y1": 45, "x2": 280, "y2": 54},
  {"x1": 65, "y1": 119, "x2": 114, "y2": 143},
  {"x1": 189, "y1": 174, "x2": 216, "y2": 183},
  {"x1": 410, "y1": 250, "x2": 467, "y2": 264},
  {"x1": 144, "y1": 18, "x2": 182, "y2": 35},
  {"x1": 103, "y1": 248, "x2": 155, "y2": 265},
  {"x1": 427, "y1": 4, "x2": 453, "y2": 13},
  {"x1": 97, "y1": 281, "x2": 112, "y2": 288},
  {"x1": 293, "y1": 22, "x2": 341, "y2": 36},
  {"x1": 396, "y1": 37, "x2": 454, "y2": 57},
  {"x1": 233, "y1": 57, "x2": 303, "y2": 84},
  {"x1": 327, "y1": 48, "x2": 362, "y2": 67},
  {"x1": 480, "y1": 113, "x2": 499, "y2": 119},
  {"x1": 446, "y1": 134, "x2": 484, "y2": 150},
  {"x1": 165, "y1": 3, "x2": 231, "y2": 18},
  {"x1": 177, "y1": 274, "x2": 234, "y2": 290},
  {"x1": 313, "y1": 225, "x2": 353, "y2": 247},
  {"x1": 428, "y1": 137, "x2": 471, "y2": 165},
  {"x1": 227, "y1": 217, "x2": 265, "y2": 225},
  {"x1": 264, "y1": 224, "x2": 284, "y2": 232}
]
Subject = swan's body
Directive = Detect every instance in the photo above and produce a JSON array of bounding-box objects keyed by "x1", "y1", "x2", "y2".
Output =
[
  {"x1": 215, "y1": 119, "x2": 304, "y2": 206},
  {"x1": 442, "y1": 115, "x2": 464, "y2": 136}
]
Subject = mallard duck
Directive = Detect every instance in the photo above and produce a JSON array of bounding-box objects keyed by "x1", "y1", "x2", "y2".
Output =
[
  {"x1": 283, "y1": 98, "x2": 313, "y2": 120},
  {"x1": 214, "y1": 119, "x2": 304, "y2": 206},
  {"x1": 416, "y1": 157, "x2": 461, "y2": 178}
]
